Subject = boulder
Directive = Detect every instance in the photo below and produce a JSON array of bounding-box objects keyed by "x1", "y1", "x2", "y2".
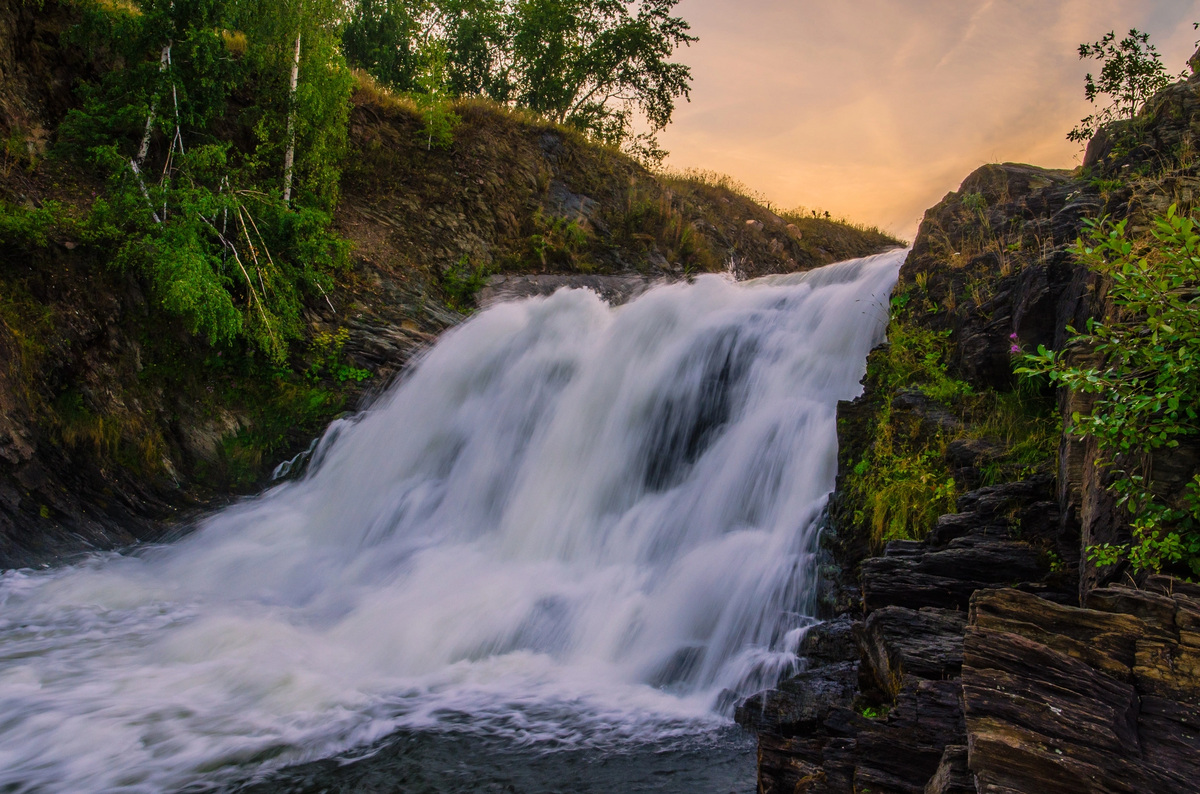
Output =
[
  {"x1": 736, "y1": 661, "x2": 859, "y2": 735},
  {"x1": 853, "y1": 678, "x2": 966, "y2": 794},
  {"x1": 859, "y1": 606, "x2": 966, "y2": 699},
  {"x1": 963, "y1": 586, "x2": 1200, "y2": 794}
]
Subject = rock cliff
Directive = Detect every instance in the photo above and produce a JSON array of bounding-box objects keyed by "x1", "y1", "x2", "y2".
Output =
[{"x1": 744, "y1": 63, "x2": 1200, "y2": 794}]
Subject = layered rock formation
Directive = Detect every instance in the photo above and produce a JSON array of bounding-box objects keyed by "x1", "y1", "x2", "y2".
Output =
[{"x1": 745, "y1": 63, "x2": 1200, "y2": 794}]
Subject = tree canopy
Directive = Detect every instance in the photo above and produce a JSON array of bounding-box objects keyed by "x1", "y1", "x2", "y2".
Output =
[
  {"x1": 341, "y1": 0, "x2": 696, "y2": 162},
  {"x1": 55, "y1": 0, "x2": 353, "y2": 360}
]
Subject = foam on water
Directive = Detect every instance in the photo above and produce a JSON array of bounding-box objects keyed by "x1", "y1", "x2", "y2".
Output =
[{"x1": 0, "y1": 251, "x2": 902, "y2": 792}]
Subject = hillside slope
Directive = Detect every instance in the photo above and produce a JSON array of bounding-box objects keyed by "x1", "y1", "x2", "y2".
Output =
[{"x1": 0, "y1": 0, "x2": 900, "y2": 568}]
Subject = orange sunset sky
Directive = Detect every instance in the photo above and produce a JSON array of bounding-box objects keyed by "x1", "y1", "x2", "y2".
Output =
[{"x1": 657, "y1": 0, "x2": 1200, "y2": 240}]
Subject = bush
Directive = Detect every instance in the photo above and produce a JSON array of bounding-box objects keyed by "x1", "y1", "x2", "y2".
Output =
[
  {"x1": 1019, "y1": 205, "x2": 1200, "y2": 577},
  {"x1": 1067, "y1": 28, "x2": 1181, "y2": 145}
]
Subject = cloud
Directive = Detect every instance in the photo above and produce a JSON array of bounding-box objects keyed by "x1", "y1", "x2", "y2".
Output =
[{"x1": 658, "y1": 0, "x2": 1200, "y2": 238}]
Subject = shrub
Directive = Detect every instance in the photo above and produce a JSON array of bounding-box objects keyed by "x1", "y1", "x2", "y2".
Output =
[
  {"x1": 1067, "y1": 28, "x2": 1181, "y2": 145},
  {"x1": 1019, "y1": 205, "x2": 1200, "y2": 577}
]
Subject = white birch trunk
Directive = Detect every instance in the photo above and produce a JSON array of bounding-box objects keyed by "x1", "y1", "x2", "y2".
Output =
[
  {"x1": 281, "y1": 30, "x2": 302, "y2": 205},
  {"x1": 136, "y1": 43, "x2": 172, "y2": 166}
]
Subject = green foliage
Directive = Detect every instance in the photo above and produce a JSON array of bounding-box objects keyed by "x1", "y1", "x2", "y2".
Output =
[
  {"x1": 215, "y1": 376, "x2": 345, "y2": 488},
  {"x1": 53, "y1": 0, "x2": 353, "y2": 361},
  {"x1": 414, "y1": 41, "x2": 462, "y2": 149},
  {"x1": 441, "y1": 255, "x2": 491, "y2": 311},
  {"x1": 341, "y1": 0, "x2": 695, "y2": 161},
  {"x1": 506, "y1": 0, "x2": 694, "y2": 162},
  {"x1": 521, "y1": 207, "x2": 592, "y2": 268},
  {"x1": 0, "y1": 201, "x2": 65, "y2": 249},
  {"x1": 843, "y1": 322, "x2": 963, "y2": 549},
  {"x1": 1068, "y1": 28, "x2": 1181, "y2": 145},
  {"x1": 872, "y1": 321, "x2": 972, "y2": 403},
  {"x1": 306, "y1": 328, "x2": 371, "y2": 382},
  {"x1": 234, "y1": 0, "x2": 353, "y2": 210},
  {"x1": 341, "y1": 0, "x2": 427, "y2": 93},
  {"x1": 969, "y1": 383, "x2": 1061, "y2": 486},
  {"x1": 961, "y1": 191, "x2": 987, "y2": 215},
  {"x1": 1018, "y1": 206, "x2": 1200, "y2": 577}
]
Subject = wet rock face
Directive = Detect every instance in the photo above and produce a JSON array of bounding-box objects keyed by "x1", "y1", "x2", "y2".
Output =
[
  {"x1": 744, "y1": 475, "x2": 1065, "y2": 793},
  {"x1": 748, "y1": 577, "x2": 1200, "y2": 793},
  {"x1": 860, "y1": 477, "x2": 1061, "y2": 614},
  {"x1": 858, "y1": 606, "x2": 965, "y2": 700},
  {"x1": 751, "y1": 73, "x2": 1200, "y2": 794},
  {"x1": 965, "y1": 585, "x2": 1200, "y2": 794},
  {"x1": 736, "y1": 618, "x2": 860, "y2": 737}
]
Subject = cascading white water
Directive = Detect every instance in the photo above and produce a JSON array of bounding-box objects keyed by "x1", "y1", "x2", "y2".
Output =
[{"x1": 0, "y1": 251, "x2": 902, "y2": 793}]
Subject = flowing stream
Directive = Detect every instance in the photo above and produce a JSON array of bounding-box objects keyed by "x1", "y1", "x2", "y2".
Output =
[{"x1": 0, "y1": 251, "x2": 902, "y2": 793}]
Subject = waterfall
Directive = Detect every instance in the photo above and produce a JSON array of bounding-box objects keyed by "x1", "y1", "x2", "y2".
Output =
[{"x1": 0, "y1": 250, "x2": 902, "y2": 792}]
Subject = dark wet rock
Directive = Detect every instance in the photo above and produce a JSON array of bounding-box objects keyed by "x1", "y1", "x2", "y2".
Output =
[
  {"x1": 963, "y1": 626, "x2": 1150, "y2": 794},
  {"x1": 853, "y1": 678, "x2": 966, "y2": 794},
  {"x1": 736, "y1": 661, "x2": 860, "y2": 736},
  {"x1": 970, "y1": 588, "x2": 1143, "y2": 678},
  {"x1": 954, "y1": 475, "x2": 1054, "y2": 518},
  {"x1": 883, "y1": 539, "x2": 926, "y2": 557},
  {"x1": 924, "y1": 745, "x2": 974, "y2": 794},
  {"x1": 963, "y1": 585, "x2": 1200, "y2": 794},
  {"x1": 757, "y1": 731, "x2": 851, "y2": 794},
  {"x1": 798, "y1": 616, "x2": 860, "y2": 666},
  {"x1": 860, "y1": 479, "x2": 1060, "y2": 616},
  {"x1": 1084, "y1": 586, "x2": 1180, "y2": 639},
  {"x1": 736, "y1": 619, "x2": 862, "y2": 735},
  {"x1": 861, "y1": 536, "x2": 1044, "y2": 613},
  {"x1": 859, "y1": 606, "x2": 966, "y2": 699}
]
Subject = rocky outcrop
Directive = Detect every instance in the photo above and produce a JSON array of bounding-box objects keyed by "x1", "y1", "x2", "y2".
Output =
[
  {"x1": 860, "y1": 477, "x2": 1064, "y2": 614},
  {"x1": 746, "y1": 568, "x2": 1200, "y2": 793},
  {"x1": 749, "y1": 67, "x2": 1200, "y2": 794},
  {"x1": 741, "y1": 477, "x2": 1069, "y2": 793},
  {"x1": 965, "y1": 585, "x2": 1200, "y2": 794}
]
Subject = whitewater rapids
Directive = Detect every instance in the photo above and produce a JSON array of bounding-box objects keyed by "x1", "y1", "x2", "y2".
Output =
[{"x1": 0, "y1": 250, "x2": 902, "y2": 792}]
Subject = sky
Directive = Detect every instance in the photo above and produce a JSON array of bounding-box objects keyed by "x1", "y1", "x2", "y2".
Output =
[{"x1": 656, "y1": 0, "x2": 1200, "y2": 240}]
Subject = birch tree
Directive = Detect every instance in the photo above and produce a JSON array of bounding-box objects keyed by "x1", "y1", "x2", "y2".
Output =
[
  {"x1": 282, "y1": 22, "x2": 301, "y2": 204},
  {"x1": 238, "y1": 0, "x2": 350, "y2": 211}
]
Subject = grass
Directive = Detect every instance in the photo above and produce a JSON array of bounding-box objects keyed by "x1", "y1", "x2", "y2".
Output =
[
  {"x1": 842, "y1": 323, "x2": 964, "y2": 549},
  {"x1": 840, "y1": 314, "x2": 1059, "y2": 551}
]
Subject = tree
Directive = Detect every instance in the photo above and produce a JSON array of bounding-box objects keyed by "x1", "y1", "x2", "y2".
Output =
[
  {"x1": 341, "y1": 0, "x2": 696, "y2": 162},
  {"x1": 1068, "y1": 28, "x2": 1181, "y2": 145},
  {"x1": 507, "y1": 0, "x2": 695, "y2": 161},
  {"x1": 341, "y1": 0, "x2": 430, "y2": 93},
  {"x1": 59, "y1": 0, "x2": 352, "y2": 361},
  {"x1": 236, "y1": 0, "x2": 351, "y2": 211}
]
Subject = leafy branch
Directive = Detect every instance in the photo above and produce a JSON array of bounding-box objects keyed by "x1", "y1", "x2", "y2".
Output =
[
  {"x1": 1017, "y1": 206, "x2": 1200, "y2": 577},
  {"x1": 1067, "y1": 28, "x2": 1182, "y2": 145}
]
